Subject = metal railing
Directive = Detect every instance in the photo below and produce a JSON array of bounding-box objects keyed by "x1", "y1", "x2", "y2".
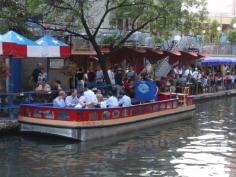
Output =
[
  {"x1": 200, "y1": 44, "x2": 236, "y2": 55},
  {"x1": 0, "y1": 83, "x2": 115, "y2": 119}
]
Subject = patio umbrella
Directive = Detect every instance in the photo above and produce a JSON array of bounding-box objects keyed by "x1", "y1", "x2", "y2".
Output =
[
  {"x1": 35, "y1": 35, "x2": 70, "y2": 58},
  {"x1": 201, "y1": 57, "x2": 236, "y2": 65}
]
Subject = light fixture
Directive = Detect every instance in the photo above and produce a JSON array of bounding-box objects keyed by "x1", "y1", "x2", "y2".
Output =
[
  {"x1": 233, "y1": 23, "x2": 236, "y2": 29},
  {"x1": 217, "y1": 26, "x2": 222, "y2": 32}
]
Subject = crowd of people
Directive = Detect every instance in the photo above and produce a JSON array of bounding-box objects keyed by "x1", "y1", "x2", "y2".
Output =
[
  {"x1": 53, "y1": 88, "x2": 131, "y2": 108},
  {"x1": 164, "y1": 65, "x2": 236, "y2": 95},
  {"x1": 31, "y1": 62, "x2": 236, "y2": 109}
]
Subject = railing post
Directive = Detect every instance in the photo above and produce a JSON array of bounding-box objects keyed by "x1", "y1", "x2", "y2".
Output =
[{"x1": 8, "y1": 94, "x2": 14, "y2": 120}]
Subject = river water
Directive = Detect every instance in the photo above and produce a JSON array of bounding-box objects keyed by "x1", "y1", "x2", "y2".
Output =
[{"x1": 0, "y1": 97, "x2": 236, "y2": 177}]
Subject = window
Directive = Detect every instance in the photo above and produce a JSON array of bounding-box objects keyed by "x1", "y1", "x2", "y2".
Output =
[
  {"x1": 33, "y1": 109, "x2": 41, "y2": 118},
  {"x1": 146, "y1": 105, "x2": 152, "y2": 113},
  {"x1": 89, "y1": 111, "x2": 97, "y2": 121},
  {"x1": 102, "y1": 111, "x2": 110, "y2": 120},
  {"x1": 43, "y1": 110, "x2": 54, "y2": 119},
  {"x1": 130, "y1": 108, "x2": 137, "y2": 116},
  {"x1": 58, "y1": 111, "x2": 70, "y2": 120},
  {"x1": 77, "y1": 111, "x2": 83, "y2": 121},
  {"x1": 122, "y1": 109, "x2": 129, "y2": 117},
  {"x1": 112, "y1": 110, "x2": 120, "y2": 119}
]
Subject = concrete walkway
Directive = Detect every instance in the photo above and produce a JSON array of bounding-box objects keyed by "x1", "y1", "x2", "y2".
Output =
[
  {"x1": 192, "y1": 89, "x2": 236, "y2": 100},
  {"x1": 0, "y1": 118, "x2": 18, "y2": 132}
]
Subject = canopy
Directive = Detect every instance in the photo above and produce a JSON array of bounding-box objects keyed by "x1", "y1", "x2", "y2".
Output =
[
  {"x1": 2, "y1": 31, "x2": 39, "y2": 57},
  {"x1": 0, "y1": 34, "x2": 20, "y2": 57},
  {"x1": 35, "y1": 35, "x2": 71, "y2": 58},
  {"x1": 201, "y1": 57, "x2": 236, "y2": 65}
]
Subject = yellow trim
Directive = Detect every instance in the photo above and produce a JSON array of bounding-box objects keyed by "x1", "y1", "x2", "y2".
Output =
[{"x1": 19, "y1": 105, "x2": 195, "y2": 128}]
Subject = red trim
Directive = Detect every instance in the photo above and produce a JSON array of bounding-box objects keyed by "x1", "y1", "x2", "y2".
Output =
[
  {"x1": 60, "y1": 46, "x2": 71, "y2": 58},
  {"x1": 20, "y1": 97, "x2": 194, "y2": 122},
  {"x1": 198, "y1": 53, "x2": 208, "y2": 58},
  {"x1": 180, "y1": 51, "x2": 198, "y2": 58}
]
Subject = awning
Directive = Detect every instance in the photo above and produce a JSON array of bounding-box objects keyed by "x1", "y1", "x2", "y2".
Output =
[
  {"x1": 180, "y1": 51, "x2": 198, "y2": 58},
  {"x1": 2, "y1": 31, "x2": 39, "y2": 58},
  {"x1": 198, "y1": 53, "x2": 208, "y2": 58},
  {"x1": 0, "y1": 33, "x2": 23, "y2": 57},
  {"x1": 201, "y1": 57, "x2": 236, "y2": 65},
  {"x1": 35, "y1": 35, "x2": 71, "y2": 58},
  {"x1": 145, "y1": 48, "x2": 164, "y2": 63}
]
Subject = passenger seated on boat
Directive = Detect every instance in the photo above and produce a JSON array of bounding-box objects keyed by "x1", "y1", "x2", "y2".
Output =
[
  {"x1": 83, "y1": 88, "x2": 98, "y2": 108},
  {"x1": 74, "y1": 94, "x2": 86, "y2": 108},
  {"x1": 65, "y1": 89, "x2": 79, "y2": 107},
  {"x1": 53, "y1": 90, "x2": 66, "y2": 107},
  {"x1": 118, "y1": 90, "x2": 131, "y2": 107},
  {"x1": 106, "y1": 91, "x2": 119, "y2": 108}
]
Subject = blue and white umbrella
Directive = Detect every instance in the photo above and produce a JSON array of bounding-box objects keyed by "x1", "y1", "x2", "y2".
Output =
[{"x1": 200, "y1": 57, "x2": 236, "y2": 65}]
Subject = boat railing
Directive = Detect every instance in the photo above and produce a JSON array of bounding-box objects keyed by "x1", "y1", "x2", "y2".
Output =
[
  {"x1": 20, "y1": 97, "x2": 194, "y2": 122},
  {"x1": 0, "y1": 90, "x2": 71, "y2": 119}
]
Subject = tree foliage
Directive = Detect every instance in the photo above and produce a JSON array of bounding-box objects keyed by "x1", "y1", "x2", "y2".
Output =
[
  {"x1": 0, "y1": 0, "x2": 208, "y2": 83},
  {"x1": 227, "y1": 17, "x2": 236, "y2": 44}
]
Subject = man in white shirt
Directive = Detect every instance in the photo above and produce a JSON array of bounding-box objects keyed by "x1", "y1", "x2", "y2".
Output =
[
  {"x1": 192, "y1": 68, "x2": 199, "y2": 80},
  {"x1": 75, "y1": 94, "x2": 86, "y2": 108},
  {"x1": 65, "y1": 89, "x2": 79, "y2": 107},
  {"x1": 183, "y1": 66, "x2": 192, "y2": 77},
  {"x1": 53, "y1": 90, "x2": 66, "y2": 107},
  {"x1": 118, "y1": 91, "x2": 131, "y2": 107},
  {"x1": 83, "y1": 88, "x2": 98, "y2": 107},
  {"x1": 106, "y1": 91, "x2": 119, "y2": 108}
]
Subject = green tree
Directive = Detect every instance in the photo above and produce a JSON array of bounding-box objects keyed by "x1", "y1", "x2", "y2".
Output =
[
  {"x1": 0, "y1": 0, "x2": 208, "y2": 83},
  {"x1": 227, "y1": 17, "x2": 236, "y2": 44}
]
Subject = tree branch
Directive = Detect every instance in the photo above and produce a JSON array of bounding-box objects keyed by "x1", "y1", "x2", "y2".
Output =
[
  {"x1": 117, "y1": 15, "x2": 162, "y2": 47},
  {"x1": 29, "y1": 21, "x2": 89, "y2": 40},
  {"x1": 92, "y1": 0, "x2": 110, "y2": 38},
  {"x1": 92, "y1": 0, "x2": 152, "y2": 38}
]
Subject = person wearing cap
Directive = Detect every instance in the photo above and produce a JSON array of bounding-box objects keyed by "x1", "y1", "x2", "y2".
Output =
[
  {"x1": 53, "y1": 90, "x2": 66, "y2": 107},
  {"x1": 118, "y1": 90, "x2": 131, "y2": 107},
  {"x1": 65, "y1": 89, "x2": 79, "y2": 107}
]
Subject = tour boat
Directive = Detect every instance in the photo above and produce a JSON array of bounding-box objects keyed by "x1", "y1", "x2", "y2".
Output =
[{"x1": 18, "y1": 93, "x2": 195, "y2": 141}]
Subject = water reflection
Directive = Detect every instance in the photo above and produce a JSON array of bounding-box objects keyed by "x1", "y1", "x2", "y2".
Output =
[{"x1": 0, "y1": 97, "x2": 236, "y2": 176}]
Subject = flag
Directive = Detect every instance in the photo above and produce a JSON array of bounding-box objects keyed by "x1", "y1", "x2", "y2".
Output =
[{"x1": 155, "y1": 57, "x2": 172, "y2": 80}]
